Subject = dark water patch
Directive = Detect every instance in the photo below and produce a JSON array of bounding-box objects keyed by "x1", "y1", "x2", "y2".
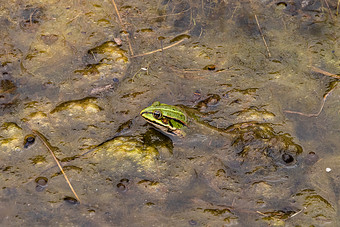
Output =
[
  {"x1": 64, "y1": 196, "x2": 79, "y2": 205},
  {"x1": 19, "y1": 6, "x2": 45, "y2": 31}
]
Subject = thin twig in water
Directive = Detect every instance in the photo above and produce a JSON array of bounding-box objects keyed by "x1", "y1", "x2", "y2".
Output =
[
  {"x1": 32, "y1": 130, "x2": 81, "y2": 202},
  {"x1": 323, "y1": 0, "x2": 334, "y2": 21},
  {"x1": 256, "y1": 211, "x2": 266, "y2": 216},
  {"x1": 288, "y1": 207, "x2": 306, "y2": 219},
  {"x1": 111, "y1": 0, "x2": 134, "y2": 56},
  {"x1": 89, "y1": 50, "x2": 97, "y2": 62},
  {"x1": 284, "y1": 82, "x2": 337, "y2": 117},
  {"x1": 130, "y1": 38, "x2": 187, "y2": 58},
  {"x1": 29, "y1": 9, "x2": 38, "y2": 26},
  {"x1": 254, "y1": 14, "x2": 271, "y2": 58},
  {"x1": 311, "y1": 66, "x2": 340, "y2": 79}
]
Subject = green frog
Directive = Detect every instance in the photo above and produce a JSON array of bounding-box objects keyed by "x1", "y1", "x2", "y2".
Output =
[
  {"x1": 140, "y1": 101, "x2": 189, "y2": 137},
  {"x1": 140, "y1": 101, "x2": 228, "y2": 138},
  {"x1": 140, "y1": 101, "x2": 301, "y2": 166}
]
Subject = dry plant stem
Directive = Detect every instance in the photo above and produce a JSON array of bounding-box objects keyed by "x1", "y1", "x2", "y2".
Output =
[
  {"x1": 288, "y1": 207, "x2": 306, "y2": 219},
  {"x1": 256, "y1": 211, "x2": 266, "y2": 216},
  {"x1": 111, "y1": 0, "x2": 134, "y2": 55},
  {"x1": 337, "y1": 0, "x2": 340, "y2": 15},
  {"x1": 32, "y1": 130, "x2": 81, "y2": 202},
  {"x1": 311, "y1": 66, "x2": 340, "y2": 79},
  {"x1": 254, "y1": 14, "x2": 271, "y2": 57},
  {"x1": 130, "y1": 39, "x2": 186, "y2": 58},
  {"x1": 29, "y1": 9, "x2": 38, "y2": 26},
  {"x1": 323, "y1": 0, "x2": 334, "y2": 20},
  {"x1": 142, "y1": 7, "x2": 192, "y2": 20},
  {"x1": 285, "y1": 67, "x2": 339, "y2": 117},
  {"x1": 284, "y1": 83, "x2": 336, "y2": 117}
]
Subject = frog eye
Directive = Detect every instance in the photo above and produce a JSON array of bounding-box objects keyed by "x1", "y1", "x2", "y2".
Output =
[{"x1": 153, "y1": 110, "x2": 162, "y2": 119}]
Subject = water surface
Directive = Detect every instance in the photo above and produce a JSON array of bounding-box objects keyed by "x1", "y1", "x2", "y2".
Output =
[{"x1": 1, "y1": 0, "x2": 340, "y2": 226}]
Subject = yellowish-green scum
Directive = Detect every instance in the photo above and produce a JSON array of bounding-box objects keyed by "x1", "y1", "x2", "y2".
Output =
[
  {"x1": 91, "y1": 137, "x2": 160, "y2": 172},
  {"x1": 0, "y1": 122, "x2": 24, "y2": 150},
  {"x1": 140, "y1": 102, "x2": 188, "y2": 137}
]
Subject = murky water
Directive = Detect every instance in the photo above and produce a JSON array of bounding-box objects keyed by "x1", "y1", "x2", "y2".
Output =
[{"x1": 1, "y1": 0, "x2": 340, "y2": 226}]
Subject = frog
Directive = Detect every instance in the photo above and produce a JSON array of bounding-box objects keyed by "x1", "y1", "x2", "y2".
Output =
[
  {"x1": 140, "y1": 101, "x2": 302, "y2": 167},
  {"x1": 140, "y1": 101, "x2": 222, "y2": 138},
  {"x1": 140, "y1": 101, "x2": 189, "y2": 137}
]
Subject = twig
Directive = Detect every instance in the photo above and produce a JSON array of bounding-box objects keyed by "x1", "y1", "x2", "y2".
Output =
[
  {"x1": 111, "y1": 0, "x2": 134, "y2": 56},
  {"x1": 66, "y1": 12, "x2": 81, "y2": 25},
  {"x1": 337, "y1": 0, "x2": 340, "y2": 16},
  {"x1": 288, "y1": 207, "x2": 306, "y2": 219},
  {"x1": 29, "y1": 9, "x2": 38, "y2": 26},
  {"x1": 132, "y1": 7, "x2": 192, "y2": 20},
  {"x1": 284, "y1": 82, "x2": 337, "y2": 117},
  {"x1": 89, "y1": 50, "x2": 97, "y2": 62},
  {"x1": 285, "y1": 67, "x2": 339, "y2": 117},
  {"x1": 256, "y1": 211, "x2": 266, "y2": 216},
  {"x1": 254, "y1": 14, "x2": 271, "y2": 58},
  {"x1": 32, "y1": 130, "x2": 81, "y2": 202},
  {"x1": 130, "y1": 38, "x2": 187, "y2": 58},
  {"x1": 311, "y1": 66, "x2": 340, "y2": 79},
  {"x1": 323, "y1": 0, "x2": 334, "y2": 21}
]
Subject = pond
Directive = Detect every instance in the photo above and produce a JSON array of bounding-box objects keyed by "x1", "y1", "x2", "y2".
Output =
[{"x1": 1, "y1": 0, "x2": 340, "y2": 226}]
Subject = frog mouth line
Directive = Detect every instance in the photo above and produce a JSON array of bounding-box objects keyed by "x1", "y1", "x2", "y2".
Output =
[{"x1": 142, "y1": 118, "x2": 178, "y2": 136}]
